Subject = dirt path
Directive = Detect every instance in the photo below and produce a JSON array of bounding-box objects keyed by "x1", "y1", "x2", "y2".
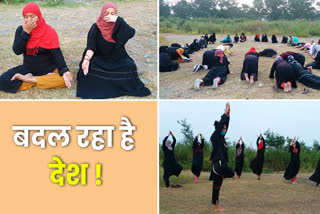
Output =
[
  {"x1": 160, "y1": 34, "x2": 320, "y2": 99},
  {"x1": 0, "y1": 1, "x2": 157, "y2": 99},
  {"x1": 160, "y1": 172, "x2": 320, "y2": 214}
]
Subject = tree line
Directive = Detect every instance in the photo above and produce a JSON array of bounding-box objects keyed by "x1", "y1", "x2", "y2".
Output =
[{"x1": 160, "y1": 0, "x2": 320, "y2": 21}]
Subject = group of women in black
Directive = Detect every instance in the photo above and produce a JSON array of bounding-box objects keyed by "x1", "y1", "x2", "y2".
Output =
[
  {"x1": 0, "y1": 2, "x2": 151, "y2": 99},
  {"x1": 162, "y1": 102, "x2": 320, "y2": 212}
]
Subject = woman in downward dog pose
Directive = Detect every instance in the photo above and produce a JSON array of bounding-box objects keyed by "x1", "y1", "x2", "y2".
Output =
[
  {"x1": 235, "y1": 137, "x2": 245, "y2": 178},
  {"x1": 284, "y1": 137, "x2": 300, "y2": 184},
  {"x1": 241, "y1": 47, "x2": 259, "y2": 85},
  {"x1": 211, "y1": 103, "x2": 234, "y2": 212},
  {"x1": 191, "y1": 134, "x2": 205, "y2": 183},
  {"x1": 250, "y1": 134, "x2": 265, "y2": 180}
]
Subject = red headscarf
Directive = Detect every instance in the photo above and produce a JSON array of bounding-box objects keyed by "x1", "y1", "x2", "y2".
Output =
[
  {"x1": 292, "y1": 143, "x2": 298, "y2": 154},
  {"x1": 258, "y1": 141, "x2": 264, "y2": 150},
  {"x1": 245, "y1": 47, "x2": 257, "y2": 56},
  {"x1": 215, "y1": 50, "x2": 224, "y2": 64},
  {"x1": 96, "y1": 2, "x2": 117, "y2": 44},
  {"x1": 256, "y1": 33, "x2": 259, "y2": 37},
  {"x1": 22, "y1": 3, "x2": 59, "y2": 56}
]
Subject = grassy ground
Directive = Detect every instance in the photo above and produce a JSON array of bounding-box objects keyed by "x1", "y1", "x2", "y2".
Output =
[
  {"x1": 0, "y1": 0, "x2": 157, "y2": 99},
  {"x1": 160, "y1": 34, "x2": 320, "y2": 99},
  {"x1": 160, "y1": 170, "x2": 320, "y2": 214}
]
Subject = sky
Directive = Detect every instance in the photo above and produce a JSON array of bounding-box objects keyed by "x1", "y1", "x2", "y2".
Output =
[
  {"x1": 159, "y1": 100, "x2": 320, "y2": 147},
  {"x1": 165, "y1": 0, "x2": 254, "y2": 7}
]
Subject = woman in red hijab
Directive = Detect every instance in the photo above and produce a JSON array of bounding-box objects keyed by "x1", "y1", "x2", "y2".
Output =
[
  {"x1": 241, "y1": 47, "x2": 259, "y2": 85},
  {"x1": 76, "y1": 2, "x2": 151, "y2": 99},
  {"x1": 0, "y1": 2, "x2": 72, "y2": 93},
  {"x1": 250, "y1": 134, "x2": 266, "y2": 180},
  {"x1": 254, "y1": 33, "x2": 260, "y2": 42}
]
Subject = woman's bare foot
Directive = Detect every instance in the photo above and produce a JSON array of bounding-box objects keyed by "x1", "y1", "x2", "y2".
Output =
[
  {"x1": 284, "y1": 83, "x2": 289, "y2": 93},
  {"x1": 11, "y1": 73, "x2": 36, "y2": 83},
  {"x1": 214, "y1": 205, "x2": 225, "y2": 212},
  {"x1": 287, "y1": 83, "x2": 292, "y2": 92},
  {"x1": 250, "y1": 76, "x2": 255, "y2": 85},
  {"x1": 244, "y1": 73, "x2": 249, "y2": 83}
]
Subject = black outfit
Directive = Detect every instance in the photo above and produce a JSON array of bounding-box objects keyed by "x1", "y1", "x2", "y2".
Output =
[
  {"x1": 262, "y1": 34, "x2": 268, "y2": 42},
  {"x1": 234, "y1": 35, "x2": 239, "y2": 43},
  {"x1": 272, "y1": 35, "x2": 278, "y2": 43},
  {"x1": 199, "y1": 39, "x2": 207, "y2": 49},
  {"x1": 235, "y1": 143, "x2": 244, "y2": 177},
  {"x1": 269, "y1": 59, "x2": 297, "y2": 89},
  {"x1": 281, "y1": 52, "x2": 305, "y2": 67},
  {"x1": 162, "y1": 136, "x2": 183, "y2": 188},
  {"x1": 211, "y1": 114, "x2": 234, "y2": 205},
  {"x1": 254, "y1": 35, "x2": 260, "y2": 42},
  {"x1": 191, "y1": 136, "x2": 204, "y2": 177},
  {"x1": 202, "y1": 49, "x2": 220, "y2": 69},
  {"x1": 159, "y1": 46, "x2": 179, "y2": 72},
  {"x1": 288, "y1": 56, "x2": 320, "y2": 89},
  {"x1": 76, "y1": 18, "x2": 151, "y2": 99},
  {"x1": 241, "y1": 54, "x2": 259, "y2": 80},
  {"x1": 284, "y1": 142, "x2": 300, "y2": 180},
  {"x1": 0, "y1": 25, "x2": 69, "y2": 93},
  {"x1": 202, "y1": 55, "x2": 230, "y2": 86},
  {"x1": 250, "y1": 137, "x2": 265, "y2": 176},
  {"x1": 170, "y1": 43, "x2": 182, "y2": 48},
  {"x1": 204, "y1": 34, "x2": 209, "y2": 45},
  {"x1": 188, "y1": 39, "x2": 200, "y2": 54},
  {"x1": 240, "y1": 35, "x2": 246, "y2": 42},
  {"x1": 306, "y1": 51, "x2": 320, "y2": 69},
  {"x1": 309, "y1": 157, "x2": 320, "y2": 186},
  {"x1": 258, "y1": 49, "x2": 277, "y2": 57},
  {"x1": 208, "y1": 33, "x2": 217, "y2": 44},
  {"x1": 281, "y1": 36, "x2": 288, "y2": 44},
  {"x1": 209, "y1": 150, "x2": 214, "y2": 181}
]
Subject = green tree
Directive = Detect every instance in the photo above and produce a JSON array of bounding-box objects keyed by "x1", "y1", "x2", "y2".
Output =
[
  {"x1": 172, "y1": 0, "x2": 193, "y2": 19},
  {"x1": 160, "y1": 0, "x2": 171, "y2": 17},
  {"x1": 177, "y1": 119, "x2": 194, "y2": 146},
  {"x1": 263, "y1": 129, "x2": 286, "y2": 149}
]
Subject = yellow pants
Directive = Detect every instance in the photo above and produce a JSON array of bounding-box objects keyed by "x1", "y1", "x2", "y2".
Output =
[{"x1": 19, "y1": 69, "x2": 73, "y2": 91}]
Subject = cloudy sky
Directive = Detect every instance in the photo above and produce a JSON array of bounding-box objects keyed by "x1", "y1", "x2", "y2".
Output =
[{"x1": 159, "y1": 100, "x2": 320, "y2": 147}]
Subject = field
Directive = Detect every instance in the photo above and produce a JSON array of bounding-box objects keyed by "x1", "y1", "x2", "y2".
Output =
[
  {"x1": 0, "y1": 1, "x2": 157, "y2": 99},
  {"x1": 160, "y1": 170, "x2": 320, "y2": 214},
  {"x1": 160, "y1": 34, "x2": 320, "y2": 99}
]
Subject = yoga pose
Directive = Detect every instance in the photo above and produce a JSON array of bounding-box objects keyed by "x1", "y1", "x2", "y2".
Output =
[
  {"x1": 309, "y1": 155, "x2": 320, "y2": 186},
  {"x1": 258, "y1": 49, "x2": 277, "y2": 57},
  {"x1": 269, "y1": 58, "x2": 297, "y2": 93},
  {"x1": 281, "y1": 36, "x2": 288, "y2": 44},
  {"x1": 191, "y1": 134, "x2": 205, "y2": 183},
  {"x1": 221, "y1": 35, "x2": 232, "y2": 44},
  {"x1": 188, "y1": 39, "x2": 201, "y2": 54},
  {"x1": 211, "y1": 103, "x2": 234, "y2": 212},
  {"x1": 194, "y1": 50, "x2": 230, "y2": 90},
  {"x1": 240, "y1": 33, "x2": 247, "y2": 42},
  {"x1": 159, "y1": 46, "x2": 179, "y2": 72},
  {"x1": 288, "y1": 36, "x2": 299, "y2": 46},
  {"x1": 254, "y1": 33, "x2": 260, "y2": 42},
  {"x1": 288, "y1": 56, "x2": 320, "y2": 89},
  {"x1": 280, "y1": 51, "x2": 305, "y2": 67},
  {"x1": 162, "y1": 131, "x2": 183, "y2": 188},
  {"x1": 306, "y1": 51, "x2": 320, "y2": 70},
  {"x1": 241, "y1": 47, "x2": 259, "y2": 85},
  {"x1": 0, "y1": 2, "x2": 73, "y2": 93},
  {"x1": 261, "y1": 33, "x2": 268, "y2": 42},
  {"x1": 199, "y1": 36, "x2": 207, "y2": 49},
  {"x1": 76, "y1": 2, "x2": 150, "y2": 99},
  {"x1": 272, "y1": 35, "x2": 278, "y2": 43},
  {"x1": 234, "y1": 34, "x2": 239, "y2": 43},
  {"x1": 235, "y1": 137, "x2": 245, "y2": 178},
  {"x1": 284, "y1": 137, "x2": 300, "y2": 184},
  {"x1": 250, "y1": 134, "x2": 265, "y2": 180},
  {"x1": 208, "y1": 33, "x2": 217, "y2": 44}
]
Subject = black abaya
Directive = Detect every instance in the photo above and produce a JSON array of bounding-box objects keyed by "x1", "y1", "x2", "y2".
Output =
[
  {"x1": 269, "y1": 59, "x2": 297, "y2": 89},
  {"x1": 309, "y1": 157, "x2": 320, "y2": 186},
  {"x1": 281, "y1": 36, "x2": 288, "y2": 44},
  {"x1": 262, "y1": 35, "x2": 268, "y2": 42},
  {"x1": 241, "y1": 54, "x2": 259, "y2": 80},
  {"x1": 272, "y1": 35, "x2": 278, "y2": 43},
  {"x1": 235, "y1": 143, "x2": 244, "y2": 177},
  {"x1": 202, "y1": 56, "x2": 230, "y2": 86},
  {"x1": 208, "y1": 33, "x2": 217, "y2": 44},
  {"x1": 162, "y1": 136, "x2": 183, "y2": 187},
  {"x1": 76, "y1": 18, "x2": 151, "y2": 99},
  {"x1": 284, "y1": 142, "x2": 300, "y2": 180},
  {"x1": 258, "y1": 49, "x2": 277, "y2": 57},
  {"x1": 191, "y1": 136, "x2": 205, "y2": 177},
  {"x1": 250, "y1": 137, "x2": 265, "y2": 175}
]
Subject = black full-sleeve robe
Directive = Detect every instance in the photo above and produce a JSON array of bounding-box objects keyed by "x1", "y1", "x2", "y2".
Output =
[
  {"x1": 235, "y1": 143, "x2": 245, "y2": 177},
  {"x1": 241, "y1": 54, "x2": 259, "y2": 80},
  {"x1": 191, "y1": 136, "x2": 205, "y2": 177},
  {"x1": 162, "y1": 136, "x2": 183, "y2": 181},
  {"x1": 76, "y1": 18, "x2": 151, "y2": 99},
  {"x1": 269, "y1": 59, "x2": 297, "y2": 89},
  {"x1": 284, "y1": 142, "x2": 300, "y2": 180},
  {"x1": 250, "y1": 137, "x2": 265, "y2": 175},
  {"x1": 309, "y1": 157, "x2": 320, "y2": 186}
]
